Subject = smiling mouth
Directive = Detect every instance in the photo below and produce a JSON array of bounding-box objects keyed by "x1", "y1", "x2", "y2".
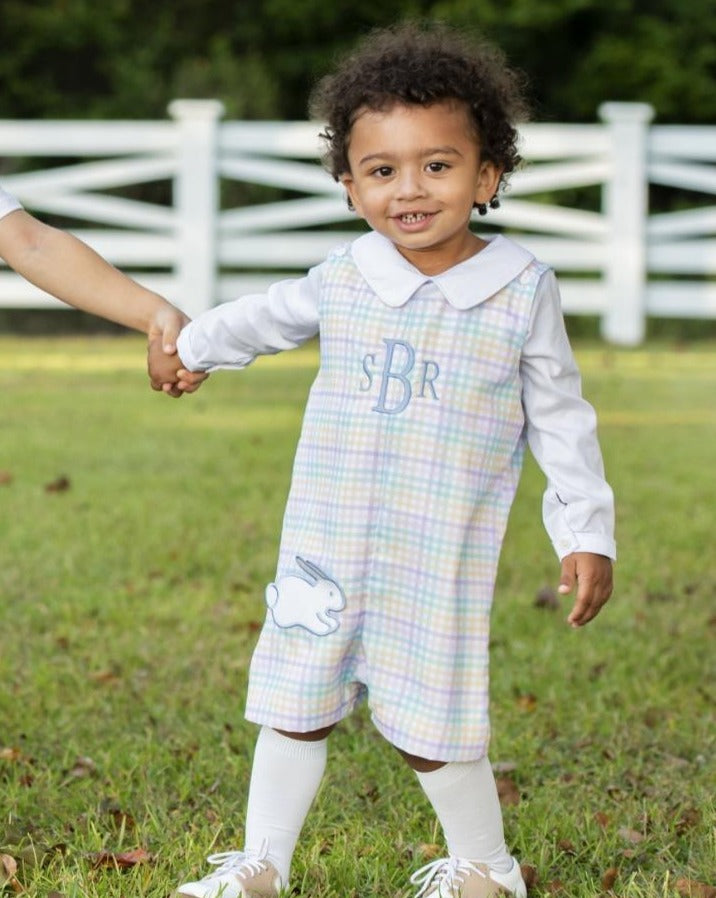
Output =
[{"x1": 397, "y1": 212, "x2": 432, "y2": 223}]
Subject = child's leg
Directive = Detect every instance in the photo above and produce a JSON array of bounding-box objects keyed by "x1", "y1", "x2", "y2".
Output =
[
  {"x1": 398, "y1": 748, "x2": 513, "y2": 873},
  {"x1": 244, "y1": 725, "x2": 332, "y2": 883},
  {"x1": 176, "y1": 725, "x2": 331, "y2": 898}
]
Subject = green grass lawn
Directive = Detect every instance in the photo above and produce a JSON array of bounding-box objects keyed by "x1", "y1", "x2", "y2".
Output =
[{"x1": 0, "y1": 335, "x2": 714, "y2": 898}]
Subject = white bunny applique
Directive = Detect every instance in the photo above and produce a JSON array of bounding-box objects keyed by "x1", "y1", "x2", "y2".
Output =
[{"x1": 265, "y1": 556, "x2": 346, "y2": 636}]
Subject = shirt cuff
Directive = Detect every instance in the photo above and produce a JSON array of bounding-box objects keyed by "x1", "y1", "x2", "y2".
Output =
[
  {"x1": 552, "y1": 531, "x2": 617, "y2": 561},
  {"x1": 176, "y1": 322, "x2": 254, "y2": 372}
]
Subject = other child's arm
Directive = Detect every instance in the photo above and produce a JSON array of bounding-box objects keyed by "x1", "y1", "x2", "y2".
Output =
[{"x1": 0, "y1": 208, "x2": 206, "y2": 395}]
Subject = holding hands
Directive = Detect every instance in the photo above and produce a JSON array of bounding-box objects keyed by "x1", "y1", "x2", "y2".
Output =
[
  {"x1": 147, "y1": 333, "x2": 206, "y2": 397},
  {"x1": 0, "y1": 201, "x2": 208, "y2": 399}
]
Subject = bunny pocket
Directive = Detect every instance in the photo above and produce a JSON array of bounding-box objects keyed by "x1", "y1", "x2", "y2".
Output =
[{"x1": 265, "y1": 556, "x2": 346, "y2": 636}]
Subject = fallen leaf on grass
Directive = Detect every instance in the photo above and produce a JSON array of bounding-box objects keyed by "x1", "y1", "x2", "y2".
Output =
[
  {"x1": 645, "y1": 589, "x2": 675, "y2": 603},
  {"x1": 88, "y1": 669, "x2": 121, "y2": 685},
  {"x1": 60, "y1": 755, "x2": 97, "y2": 786},
  {"x1": 642, "y1": 707, "x2": 663, "y2": 728},
  {"x1": 601, "y1": 867, "x2": 619, "y2": 890},
  {"x1": 675, "y1": 878, "x2": 716, "y2": 898},
  {"x1": 107, "y1": 808, "x2": 136, "y2": 831},
  {"x1": 557, "y1": 838, "x2": 576, "y2": 855},
  {"x1": 0, "y1": 854, "x2": 22, "y2": 892},
  {"x1": 516, "y1": 693, "x2": 538, "y2": 712},
  {"x1": 12, "y1": 843, "x2": 58, "y2": 872},
  {"x1": 617, "y1": 827, "x2": 645, "y2": 844},
  {"x1": 89, "y1": 847, "x2": 153, "y2": 869},
  {"x1": 0, "y1": 471, "x2": 13, "y2": 486},
  {"x1": 0, "y1": 747, "x2": 34, "y2": 786},
  {"x1": 0, "y1": 822, "x2": 34, "y2": 848},
  {"x1": 534, "y1": 586, "x2": 560, "y2": 610},
  {"x1": 589, "y1": 662, "x2": 607, "y2": 680},
  {"x1": 496, "y1": 775, "x2": 521, "y2": 806},
  {"x1": 45, "y1": 475, "x2": 70, "y2": 493},
  {"x1": 359, "y1": 783, "x2": 379, "y2": 803},
  {"x1": 594, "y1": 811, "x2": 610, "y2": 828},
  {"x1": 520, "y1": 864, "x2": 539, "y2": 889},
  {"x1": 0, "y1": 747, "x2": 23, "y2": 762},
  {"x1": 675, "y1": 807, "x2": 701, "y2": 834},
  {"x1": 418, "y1": 843, "x2": 442, "y2": 861}
]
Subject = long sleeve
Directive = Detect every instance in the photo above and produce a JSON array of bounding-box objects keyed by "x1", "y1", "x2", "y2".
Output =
[
  {"x1": 520, "y1": 269, "x2": 616, "y2": 560},
  {"x1": 0, "y1": 185, "x2": 23, "y2": 220},
  {"x1": 177, "y1": 264, "x2": 322, "y2": 372}
]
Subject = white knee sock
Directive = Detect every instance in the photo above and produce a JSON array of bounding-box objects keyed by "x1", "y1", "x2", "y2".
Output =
[
  {"x1": 244, "y1": 727, "x2": 327, "y2": 884},
  {"x1": 415, "y1": 757, "x2": 514, "y2": 874}
]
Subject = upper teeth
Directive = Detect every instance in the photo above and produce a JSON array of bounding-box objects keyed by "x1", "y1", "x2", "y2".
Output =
[{"x1": 401, "y1": 213, "x2": 426, "y2": 223}]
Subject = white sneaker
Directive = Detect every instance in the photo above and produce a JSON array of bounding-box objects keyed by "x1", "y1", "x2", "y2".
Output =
[
  {"x1": 410, "y1": 855, "x2": 527, "y2": 898},
  {"x1": 175, "y1": 842, "x2": 281, "y2": 898}
]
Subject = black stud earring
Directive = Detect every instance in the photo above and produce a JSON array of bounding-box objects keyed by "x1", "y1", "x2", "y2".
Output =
[
  {"x1": 346, "y1": 196, "x2": 355, "y2": 212},
  {"x1": 473, "y1": 194, "x2": 500, "y2": 216}
]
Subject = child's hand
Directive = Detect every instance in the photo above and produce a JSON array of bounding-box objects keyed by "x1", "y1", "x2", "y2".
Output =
[
  {"x1": 558, "y1": 552, "x2": 613, "y2": 628},
  {"x1": 146, "y1": 304, "x2": 209, "y2": 397},
  {"x1": 147, "y1": 303, "x2": 189, "y2": 357},
  {"x1": 148, "y1": 336, "x2": 183, "y2": 396},
  {"x1": 172, "y1": 367, "x2": 209, "y2": 395}
]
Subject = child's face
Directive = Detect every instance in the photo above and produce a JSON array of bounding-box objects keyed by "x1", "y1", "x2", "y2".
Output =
[{"x1": 341, "y1": 100, "x2": 501, "y2": 275}]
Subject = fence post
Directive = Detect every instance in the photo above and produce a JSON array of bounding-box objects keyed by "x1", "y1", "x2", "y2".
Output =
[
  {"x1": 598, "y1": 102, "x2": 654, "y2": 346},
  {"x1": 168, "y1": 99, "x2": 225, "y2": 318}
]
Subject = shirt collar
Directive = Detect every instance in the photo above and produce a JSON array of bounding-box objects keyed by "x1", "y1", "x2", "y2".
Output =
[{"x1": 349, "y1": 230, "x2": 534, "y2": 310}]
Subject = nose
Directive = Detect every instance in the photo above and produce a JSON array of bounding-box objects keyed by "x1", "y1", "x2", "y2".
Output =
[{"x1": 395, "y1": 166, "x2": 426, "y2": 200}]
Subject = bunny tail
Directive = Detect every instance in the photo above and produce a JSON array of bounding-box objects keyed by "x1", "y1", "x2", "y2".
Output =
[{"x1": 265, "y1": 583, "x2": 279, "y2": 608}]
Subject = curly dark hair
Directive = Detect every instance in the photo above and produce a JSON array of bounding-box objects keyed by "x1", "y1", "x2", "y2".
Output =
[{"x1": 309, "y1": 22, "x2": 529, "y2": 198}]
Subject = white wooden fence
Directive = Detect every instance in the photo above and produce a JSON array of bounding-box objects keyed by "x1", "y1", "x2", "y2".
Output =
[{"x1": 2, "y1": 100, "x2": 715, "y2": 345}]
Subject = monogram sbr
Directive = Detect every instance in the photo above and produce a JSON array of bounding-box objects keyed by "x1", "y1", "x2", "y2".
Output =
[{"x1": 360, "y1": 338, "x2": 440, "y2": 415}]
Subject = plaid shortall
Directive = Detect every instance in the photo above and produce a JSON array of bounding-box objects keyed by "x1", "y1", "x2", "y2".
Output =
[{"x1": 245, "y1": 246, "x2": 544, "y2": 761}]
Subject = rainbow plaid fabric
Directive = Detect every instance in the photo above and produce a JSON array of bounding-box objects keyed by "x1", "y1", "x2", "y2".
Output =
[{"x1": 246, "y1": 247, "x2": 546, "y2": 761}]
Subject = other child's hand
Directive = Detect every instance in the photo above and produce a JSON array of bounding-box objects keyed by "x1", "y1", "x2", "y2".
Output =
[{"x1": 147, "y1": 336, "x2": 183, "y2": 395}]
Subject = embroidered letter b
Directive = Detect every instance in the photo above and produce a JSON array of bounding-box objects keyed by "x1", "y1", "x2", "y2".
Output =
[{"x1": 373, "y1": 339, "x2": 414, "y2": 415}]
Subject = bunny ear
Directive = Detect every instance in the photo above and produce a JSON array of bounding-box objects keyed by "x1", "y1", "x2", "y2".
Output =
[{"x1": 295, "y1": 556, "x2": 328, "y2": 583}]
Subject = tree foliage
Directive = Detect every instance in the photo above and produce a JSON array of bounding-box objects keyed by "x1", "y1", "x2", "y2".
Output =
[{"x1": 0, "y1": 0, "x2": 714, "y2": 123}]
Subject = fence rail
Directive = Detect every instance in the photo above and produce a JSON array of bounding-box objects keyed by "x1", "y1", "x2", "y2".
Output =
[{"x1": 2, "y1": 101, "x2": 716, "y2": 345}]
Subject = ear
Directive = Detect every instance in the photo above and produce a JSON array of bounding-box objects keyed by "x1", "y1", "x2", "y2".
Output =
[
  {"x1": 475, "y1": 160, "x2": 502, "y2": 206},
  {"x1": 340, "y1": 173, "x2": 361, "y2": 216}
]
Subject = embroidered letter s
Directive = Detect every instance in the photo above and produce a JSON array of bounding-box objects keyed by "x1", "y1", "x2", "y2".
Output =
[{"x1": 360, "y1": 353, "x2": 376, "y2": 392}]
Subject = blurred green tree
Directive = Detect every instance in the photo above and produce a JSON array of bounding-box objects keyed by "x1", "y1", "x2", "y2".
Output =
[
  {"x1": 429, "y1": 0, "x2": 716, "y2": 122},
  {"x1": 0, "y1": 0, "x2": 713, "y2": 122}
]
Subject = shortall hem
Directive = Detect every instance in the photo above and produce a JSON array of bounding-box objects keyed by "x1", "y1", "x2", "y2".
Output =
[
  {"x1": 244, "y1": 689, "x2": 365, "y2": 735},
  {"x1": 369, "y1": 707, "x2": 491, "y2": 764}
]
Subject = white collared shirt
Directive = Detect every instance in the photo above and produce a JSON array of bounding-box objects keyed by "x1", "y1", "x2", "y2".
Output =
[
  {"x1": 0, "y1": 186, "x2": 22, "y2": 221},
  {"x1": 178, "y1": 231, "x2": 616, "y2": 561}
]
